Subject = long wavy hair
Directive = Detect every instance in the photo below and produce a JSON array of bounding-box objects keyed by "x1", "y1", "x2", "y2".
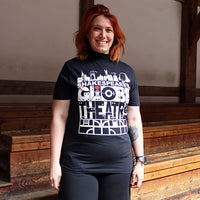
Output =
[{"x1": 75, "y1": 4, "x2": 125, "y2": 62}]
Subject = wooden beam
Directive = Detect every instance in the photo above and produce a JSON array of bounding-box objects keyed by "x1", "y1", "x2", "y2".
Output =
[
  {"x1": 175, "y1": 0, "x2": 185, "y2": 2},
  {"x1": 180, "y1": 0, "x2": 197, "y2": 103},
  {"x1": 79, "y1": 0, "x2": 94, "y2": 27},
  {"x1": 139, "y1": 86, "x2": 179, "y2": 97},
  {"x1": 0, "y1": 80, "x2": 182, "y2": 97},
  {"x1": 0, "y1": 80, "x2": 54, "y2": 95},
  {"x1": 176, "y1": 0, "x2": 200, "y2": 4},
  {"x1": 189, "y1": 12, "x2": 200, "y2": 49},
  {"x1": 196, "y1": 88, "x2": 200, "y2": 97},
  {"x1": 1, "y1": 80, "x2": 199, "y2": 98}
]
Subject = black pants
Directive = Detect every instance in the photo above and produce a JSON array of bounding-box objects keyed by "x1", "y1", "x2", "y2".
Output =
[{"x1": 59, "y1": 171, "x2": 131, "y2": 200}]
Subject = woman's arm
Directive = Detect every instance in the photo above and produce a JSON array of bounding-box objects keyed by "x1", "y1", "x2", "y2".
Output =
[
  {"x1": 127, "y1": 106, "x2": 144, "y2": 188},
  {"x1": 50, "y1": 100, "x2": 70, "y2": 191}
]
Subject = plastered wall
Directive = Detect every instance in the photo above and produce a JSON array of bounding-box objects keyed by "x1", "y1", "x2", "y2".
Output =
[{"x1": 0, "y1": 0, "x2": 79, "y2": 82}]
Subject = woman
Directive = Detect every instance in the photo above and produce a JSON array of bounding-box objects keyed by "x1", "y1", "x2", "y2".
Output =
[{"x1": 50, "y1": 4, "x2": 145, "y2": 200}]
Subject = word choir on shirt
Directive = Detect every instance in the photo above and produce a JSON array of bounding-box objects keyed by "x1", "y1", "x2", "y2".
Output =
[{"x1": 77, "y1": 70, "x2": 130, "y2": 136}]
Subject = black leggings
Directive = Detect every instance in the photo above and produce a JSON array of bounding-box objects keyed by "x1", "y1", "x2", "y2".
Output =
[{"x1": 59, "y1": 171, "x2": 131, "y2": 200}]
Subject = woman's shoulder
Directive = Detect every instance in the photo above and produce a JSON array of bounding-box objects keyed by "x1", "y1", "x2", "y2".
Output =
[
  {"x1": 117, "y1": 60, "x2": 135, "y2": 73},
  {"x1": 64, "y1": 57, "x2": 92, "y2": 67},
  {"x1": 117, "y1": 60, "x2": 131, "y2": 67},
  {"x1": 61, "y1": 57, "x2": 83, "y2": 71},
  {"x1": 64, "y1": 57, "x2": 81, "y2": 66},
  {"x1": 60, "y1": 57, "x2": 92, "y2": 76}
]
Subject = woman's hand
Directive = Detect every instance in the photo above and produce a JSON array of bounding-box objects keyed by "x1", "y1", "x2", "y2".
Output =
[
  {"x1": 50, "y1": 163, "x2": 62, "y2": 191},
  {"x1": 130, "y1": 162, "x2": 144, "y2": 188}
]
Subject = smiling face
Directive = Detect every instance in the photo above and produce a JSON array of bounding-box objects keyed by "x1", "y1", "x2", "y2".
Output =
[{"x1": 87, "y1": 15, "x2": 114, "y2": 54}]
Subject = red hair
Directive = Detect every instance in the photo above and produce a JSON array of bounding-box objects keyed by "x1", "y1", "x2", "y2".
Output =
[{"x1": 75, "y1": 4, "x2": 125, "y2": 62}]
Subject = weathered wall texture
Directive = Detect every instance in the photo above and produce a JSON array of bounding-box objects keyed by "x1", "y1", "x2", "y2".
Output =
[{"x1": 0, "y1": 0, "x2": 79, "y2": 82}]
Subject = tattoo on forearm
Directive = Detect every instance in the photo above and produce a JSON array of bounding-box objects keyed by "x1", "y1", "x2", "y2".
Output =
[{"x1": 128, "y1": 126, "x2": 139, "y2": 142}]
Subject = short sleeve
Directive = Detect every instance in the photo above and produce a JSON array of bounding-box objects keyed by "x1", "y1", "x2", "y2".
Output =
[
  {"x1": 128, "y1": 69, "x2": 140, "y2": 106},
  {"x1": 53, "y1": 62, "x2": 76, "y2": 100}
]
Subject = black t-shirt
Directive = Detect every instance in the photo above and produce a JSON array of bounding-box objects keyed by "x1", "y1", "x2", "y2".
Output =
[{"x1": 53, "y1": 52, "x2": 140, "y2": 173}]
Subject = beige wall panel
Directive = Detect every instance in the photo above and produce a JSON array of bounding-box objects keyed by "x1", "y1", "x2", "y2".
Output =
[
  {"x1": 0, "y1": 0, "x2": 79, "y2": 81},
  {"x1": 95, "y1": 0, "x2": 181, "y2": 87}
]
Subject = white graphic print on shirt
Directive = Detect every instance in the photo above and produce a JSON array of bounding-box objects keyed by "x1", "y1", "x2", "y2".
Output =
[{"x1": 77, "y1": 70, "x2": 130, "y2": 135}]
